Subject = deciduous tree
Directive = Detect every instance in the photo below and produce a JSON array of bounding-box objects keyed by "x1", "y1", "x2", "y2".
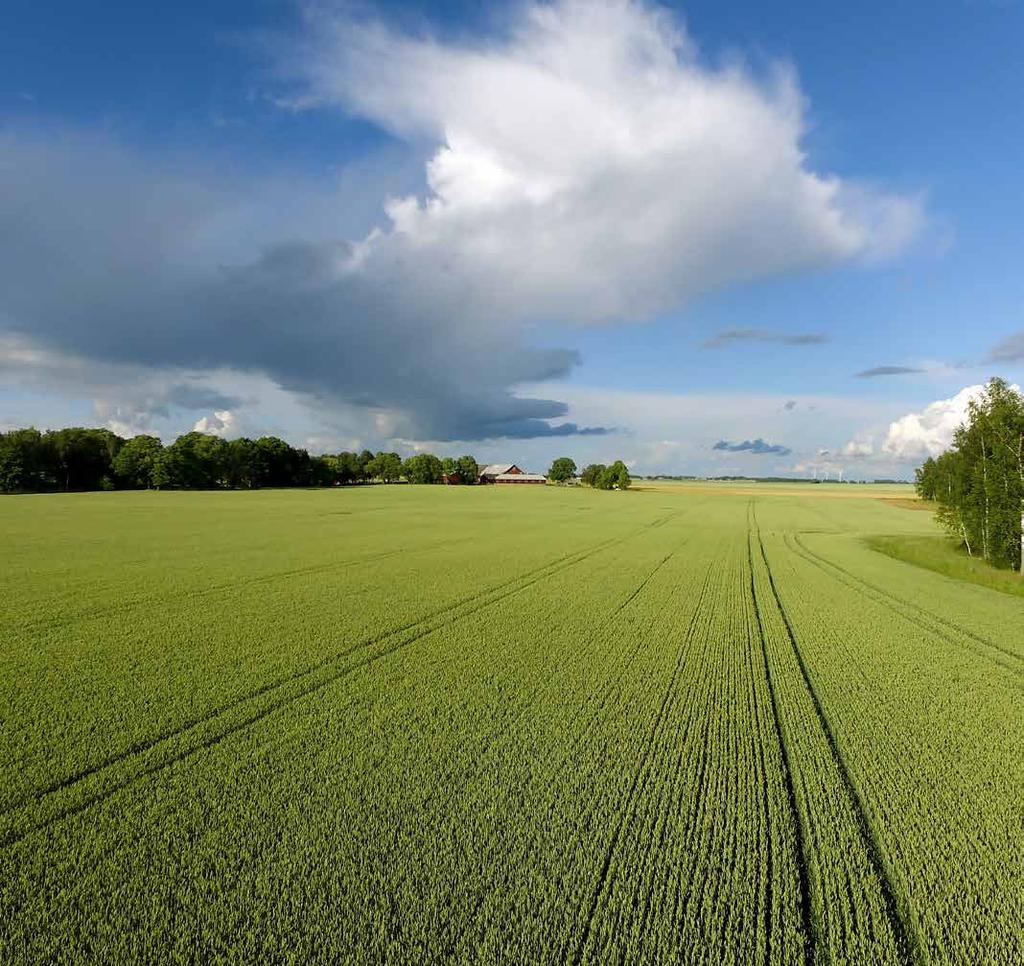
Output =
[
  {"x1": 113, "y1": 435, "x2": 164, "y2": 489},
  {"x1": 547, "y1": 457, "x2": 577, "y2": 483}
]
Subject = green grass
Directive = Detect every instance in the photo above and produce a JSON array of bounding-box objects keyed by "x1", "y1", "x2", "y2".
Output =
[
  {"x1": 868, "y1": 533, "x2": 1024, "y2": 600},
  {"x1": 1, "y1": 486, "x2": 1021, "y2": 963}
]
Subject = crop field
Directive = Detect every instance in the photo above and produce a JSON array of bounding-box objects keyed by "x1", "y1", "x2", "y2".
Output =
[{"x1": 1, "y1": 484, "x2": 1021, "y2": 963}]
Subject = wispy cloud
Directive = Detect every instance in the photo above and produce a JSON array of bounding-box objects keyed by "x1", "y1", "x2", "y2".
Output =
[
  {"x1": 855, "y1": 365, "x2": 925, "y2": 378},
  {"x1": 987, "y1": 331, "x2": 1024, "y2": 362},
  {"x1": 713, "y1": 438, "x2": 791, "y2": 455},
  {"x1": 702, "y1": 328, "x2": 828, "y2": 349},
  {"x1": 840, "y1": 437, "x2": 874, "y2": 458}
]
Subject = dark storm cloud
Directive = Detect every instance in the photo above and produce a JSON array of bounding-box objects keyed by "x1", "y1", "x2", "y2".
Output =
[
  {"x1": 160, "y1": 385, "x2": 243, "y2": 415},
  {"x1": 701, "y1": 328, "x2": 827, "y2": 349},
  {"x1": 854, "y1": 365, "x2": 925, "y2": 378},
  {"x1": 0, "y1": 132, "x2": 605, "y2": 441},
  {"x1": 713, "y1": 438, "x2": 791, "y2": 455}
]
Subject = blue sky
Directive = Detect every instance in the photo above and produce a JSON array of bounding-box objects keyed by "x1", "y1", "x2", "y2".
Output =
[{"x1": 2, "y1": 0, "x2": 1022, "y2": 477}]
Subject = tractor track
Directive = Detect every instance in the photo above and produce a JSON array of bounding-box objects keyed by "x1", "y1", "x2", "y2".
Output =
[
  {"x1": 2, "y1": 519, "x2": 684, "y2": 851},
  {"x1": 790, "y1": 533, "x2": 1024, "y2": 677},
  {"x1": 747, "y1": 504, "x2": 814, "y2": 966},
  {"x1": 5, "y1": 537, "x2": 479, "y2": 636},
  {"x1": 754, "y1": 527, "x2": 923, "y2": 966},
  {"x1": 570, "y1": 562, "x2": 714, "y2": 965}
]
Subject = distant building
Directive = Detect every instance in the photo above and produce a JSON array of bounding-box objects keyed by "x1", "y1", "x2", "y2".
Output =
[
  {"x1": 478, "y1": 463, "x2": 547, "y2": 484},
  {"x1": 478, "y1": 463, "x2": 519, "y2": 481}
]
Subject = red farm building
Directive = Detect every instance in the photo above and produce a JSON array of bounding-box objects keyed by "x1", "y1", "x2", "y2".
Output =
[{"x1": 477, "y1": 463, "x2": 547, "y2": 485}]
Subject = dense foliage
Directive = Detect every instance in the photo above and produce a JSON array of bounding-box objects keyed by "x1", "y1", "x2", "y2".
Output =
[
  {"x1": 0, "y1": 486, "x2": 1018, "y2": 962},
  {"x1": 915, "y1": 377, "x2": 1024, "y2": 571},
  {"x1": 441, "y1": 455, "x2": 479, "y2": 484},
  {"x1": 0, "y1": 426, "x2": 481, "y2": 492},
  {"x1": 547, "y1": 456, "x2": 577, "y2": 483},
  {"x1": 580, "y1": 460, "x2": 631, "y2": 489}
]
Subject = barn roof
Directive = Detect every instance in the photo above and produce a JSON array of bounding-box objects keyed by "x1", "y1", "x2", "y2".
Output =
[
  {"x1": 479, "y1": 463, "x2": 515, "y2": 476},
  {"x1": 495, "y1": 473, "x2": 547, "y2": 482}
]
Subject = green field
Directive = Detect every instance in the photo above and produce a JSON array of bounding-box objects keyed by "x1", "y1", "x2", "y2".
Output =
[{"x1": 1, "y1": 484, "x2": 1021, "y2": 963}]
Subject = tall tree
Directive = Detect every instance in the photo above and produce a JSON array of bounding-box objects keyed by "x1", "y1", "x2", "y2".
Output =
[
  {"x1": 547, "y1": 457, "x2": 577, "y2": 483},
  {"x1": 113, "y1": 435, "x2": 164, "y2": 489},
  {"x1": 46, "y1": 428, "x2": 123, "y2": 491},
  {"x1": 914, "y1": 457, "x2": 939, "y2": 501},
  {"x1": 402, "y1": 453, "x2": 444, "y2": 484},
  {"x1": 223, "y1": 438, "x2": 260, "y2": 489},
  {"x1": 358, "y1": 450, "x2": 376, "y2": 481},
  {"x1": 367, "y1": 452, "x2": 402, "y2": 482},
  {"x1": 920, "y1": 377, "x2": 1024, "y2": 571},
  {"x1": 596, "y1": 460, "x2": 631, "y2": 490},
  {"x1": 336, "y1": 452, "x2": 362, "y2": 484},
  {"x1": 166, "y1": 432, "x2": 227, "y2": 489},
  {"x1": 0, "y1": 428, "x2": 48, "y2": 492},
  {"x1": 309, "y1": 455, "x2": 337, "y2": 487},
  {"x1": 456, "y1": 455, "x2": 479, "y2": 484}
]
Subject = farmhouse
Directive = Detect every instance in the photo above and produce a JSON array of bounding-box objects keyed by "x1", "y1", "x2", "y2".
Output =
[{"x1": 478, "y1": 463, "x2": 547, "y2": 485}]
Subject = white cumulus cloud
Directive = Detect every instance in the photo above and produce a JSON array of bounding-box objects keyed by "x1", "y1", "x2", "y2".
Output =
[
  {"x1": 286, "y1": 0, "x2": 922, "y2": 327},
  {"x1": 192, "y1": 410, "x2": 238, "y2": 437},
  {"x1": 881, "y1": 385, "x2": 985, "y2": 459}
]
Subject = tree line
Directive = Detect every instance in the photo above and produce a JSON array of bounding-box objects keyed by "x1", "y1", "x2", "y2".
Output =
[
  {"x1": 0, "y1": 427, "x2": 482, "y2": 493},
  {"x1": 915, "y1": 377, "x2": 1023, "y2": 572},
  {"x1": 547, "y1": 457, "x2": 631, "y2": 489},
  {"x1": 0, "y1": 426, "x2": 636, "y2": 495}
]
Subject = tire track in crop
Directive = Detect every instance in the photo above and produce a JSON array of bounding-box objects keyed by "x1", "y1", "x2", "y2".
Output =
[
  {"x1": 608, "y1": 552, "x2": 675, "y2": 617},
  {"x1": 783, "y1": 537, "x2": 1003, "y2": 864},
  {"x1": 790, "y1": 532, "x2": 1024, "y2": 676},
  {"x1": 9, "y1": 509, "x2": 683, "y2": 811},
  {"x1": 10, "y1": 540, "x2": 607, "y2": 802},
  {"x1": 398, "y1": 541, "x2": 688, "y2": 959},
  {"x1": 0, "y1": 539, "x2": 614, "y2": 838},
  {"x1": 7, "y1": 536, "x2": 476, "y2": 635},
  {"x1": 668, "y1": 543, "x2": 778, "y2": 959},
  {"x1": 754, "y1": 528, "x2": 923, "y2": 966},
  {"x1": 550, "y1": 538, "x2": 705, "y2": 786},
  {"x1": 570, "y1": 561, "x2": 715, "y2": 966},
  {"x1": 664, "y1": 572, "x2": 721, "y2": 940},
  {"x1": 543, "y1": 544, "x2": 690, "y2": 760},
  {"x1": 747, "y1": 504, "x2": 814, "y2": 966},
  {"x1": 795, "y1": 531, "x2": 1024, "y2": 667},
  {"x1": 624, "y1": 557, "x2": 728, "y2": 960},
  {"x1": 1, "y1": 516, "x2": 684, "y2": 851},
  {"x1": 395, "y1": 539, "x2": 693, "y2": 962},
  {"x1": 699, "y1": 546, "x2": 765, "y2": 958},
  {"x1": 776, "y1": 543, "x2": 1023, "y2": 962}
]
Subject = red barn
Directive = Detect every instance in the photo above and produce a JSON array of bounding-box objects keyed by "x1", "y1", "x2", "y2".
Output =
[{"x1": 478, "y1": 463, "x2": 546, "y2": 484}]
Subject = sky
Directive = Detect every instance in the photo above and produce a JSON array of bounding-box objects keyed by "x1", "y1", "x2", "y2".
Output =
[{"x1": 2, "y1": 0, "x2": 1022, "y2": 479}]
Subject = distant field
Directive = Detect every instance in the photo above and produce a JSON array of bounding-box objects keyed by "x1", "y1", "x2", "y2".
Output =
[
  {"x1": 1, "y1": 485, "x2": 1021, "y2": 963},
  {"x1": 635, "y1": 478, "x2": 917, "y2": 499}
]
